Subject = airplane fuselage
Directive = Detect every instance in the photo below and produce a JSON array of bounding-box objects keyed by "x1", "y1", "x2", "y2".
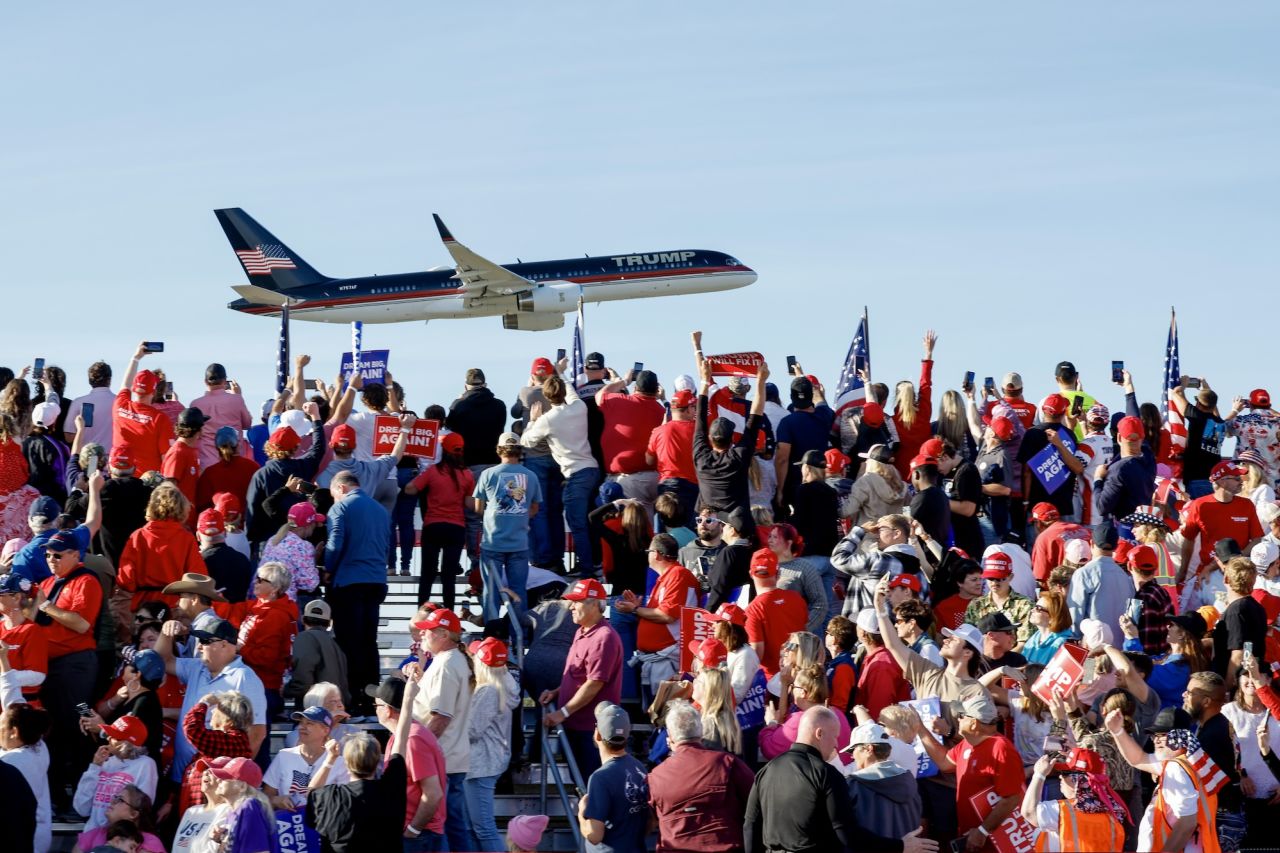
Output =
[{"x1": 228, "y1": 249, "x2": 756, "y2": 325}]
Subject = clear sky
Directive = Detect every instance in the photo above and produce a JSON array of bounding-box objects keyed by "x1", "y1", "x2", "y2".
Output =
[{"x1": 3, "y1": 4, "x2": 1277, "y2": 419}]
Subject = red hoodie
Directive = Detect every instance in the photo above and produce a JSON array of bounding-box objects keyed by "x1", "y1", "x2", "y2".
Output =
[
  {"x1": 218, "y1": 596, "x2": 299, "y2": 691},
  {"x1": 117, "y1": 519, "x2": 205, "y2": 610},
  {"x1": 892, "y1": 359, "x2": 934, "y2": 480}
]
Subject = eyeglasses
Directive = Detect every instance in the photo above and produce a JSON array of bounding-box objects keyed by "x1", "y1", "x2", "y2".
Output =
[
  {"x1": 196, "y1": 638, "x2": 226, "y2": 647},
  {"x1": 1032, "y1": 604, "x2": 1050, "y2": 613},
  {"x1": 110, "y1": 795, "x2": 140, "y2": 811},
  {"x1": 782, "y1": 642, "x2": 799, "y2": 651},
  {"x1": 44, "y1": 550, "x2": 73, "y2": 560},
  {"x1": 697, "y1": 517, "x2": 723, "y2": 526},
  {"x1": 254, "y1": 576, "x2": 272, "y2": 583}
]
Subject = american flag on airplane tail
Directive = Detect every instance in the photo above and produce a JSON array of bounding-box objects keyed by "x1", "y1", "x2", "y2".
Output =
[
  {"x1": 1162, "y1": 309, "x2": 1187, "y2": 457},
  {"x1": 833, "y1": 309, "x2": 870, "y2": 416},
  {"x1": 236, "y1": 243, "x2": 297, "y2": 275},
  {"x1": 1187, "y1": 746, "x2": 1230, "y2": 796}
]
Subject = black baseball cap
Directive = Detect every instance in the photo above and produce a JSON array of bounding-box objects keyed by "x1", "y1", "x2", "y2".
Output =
[
  {"x1": 1214, "y1": 538, "x2": 1243, "y2": 563},
  {"x1": 585, "y1": 352, "x2": 605, "y2": 370},
  {"x1": 192, "y1": 618, "x2": 238, "y2": 644},
  {"x1": 1092, "y1": 519, "x2": 1118, "y2": 550},
  {"x1": 795, "y1": 449, "x2": 827, "y2": 468},
  {"x1": 1055, "y1": 361, "x2": 1077, "y2": 380},
  {"x1": 977, "y1": 612, "x2": 1019, "y2": 634},
  {"x1": 177, "y1": 407, "x2": 210, "y2": 430},
  {"x1": 1145, "y1": 706, "x2": 1193, "y2": 734},
  {"x1": 790, "y1": 376, "x2": 813, "y2": 403},
  {"x1": 708, "y1": 417, "x2": 734, "y2": 444},
  {"x1": 1169, "y1": 611, "x2": 1208, "y2": 639},
  {"x1": 716, "y1": 507, "x2": 752, "y2": 533},
  {"x1": 366, "y1": 676, "x2": 406, "y2": 707}
]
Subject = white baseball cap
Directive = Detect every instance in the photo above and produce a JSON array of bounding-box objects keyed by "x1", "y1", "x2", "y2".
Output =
[{"x1": 941, "y1": 623, "x2": 983, "y2": 655}]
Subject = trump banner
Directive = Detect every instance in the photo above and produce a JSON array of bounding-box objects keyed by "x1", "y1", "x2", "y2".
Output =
[
  {"x1": 1030, "y1": 641, "x2": 1088, "y2": 704},
  {"x1": 339, "y1": 349, "x2": 390, "y2": 384},
  {"x1": 678, "y1": 607, "x2": 719, "y2": 672},
  {"x1": 967, "y1": 788, "x2": 1036, "y2": 853},
  {"x1": 373, "y1": 416, "x2": 441, "y2": 459},
  {"x1": 704, "y1": 352, "x2": 764, "y2": 377}
]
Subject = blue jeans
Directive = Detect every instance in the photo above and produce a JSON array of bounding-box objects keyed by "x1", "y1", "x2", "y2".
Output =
[
  {"x1": 401, "y1": 830, "x2": 444, "y2": 852},
  {"x1": 657, "y1": 477, "x2": 699, "y2": 529},
  {"x1": 524, "y1": 454, "x2": 564, "y2": 567},
  {"x1": 562, "y1": 467, "x2": 599, "y2": 572},
  {"x1": 610, "y1": 603, "x2": 639, "y2": 701},
  {"x1": 445, "y1": 771, "x2": 471, "y2": 852},
  {"x1": 1189, "y1": 479, "x2": 1213, "y2": 500},
  {"x1": 464, "y1": 464, "x2": 494, "y2": 561},
  {"x1": 464, "y1": 774, "x2": 503, "y2": 851},
  {"x1": 480, "y1": 549, "x2": 529, "y2": 623}
]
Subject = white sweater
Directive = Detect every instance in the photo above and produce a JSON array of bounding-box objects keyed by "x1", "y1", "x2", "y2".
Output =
[{"x1": 520, "y1": 382, "x2": 597, "y2": 477}]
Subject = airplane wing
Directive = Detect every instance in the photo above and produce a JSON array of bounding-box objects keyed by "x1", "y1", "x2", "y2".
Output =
[{"x1": 433, "y1": 214, "x2": 532, "y2": 298}]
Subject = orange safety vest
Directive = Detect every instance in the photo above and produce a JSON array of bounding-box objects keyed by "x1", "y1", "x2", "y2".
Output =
[
  {"x1": 1151, "y1": 756, "x2": 1221, "y2": 853},
  {"x1": 1034, "y1": 803, "x2": 1122, "y2": 853}
]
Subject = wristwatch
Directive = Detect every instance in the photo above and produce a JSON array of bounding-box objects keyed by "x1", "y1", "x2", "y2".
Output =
[{"x1": 976, "y1": 825, "x2": 990, "y2": 837}]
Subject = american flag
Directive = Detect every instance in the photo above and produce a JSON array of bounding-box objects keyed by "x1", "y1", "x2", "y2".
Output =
[
  {"x1": 235, "y1": 243, "x2": 297, "y2": 275},
  {"x1": 351, "y1": 321, "x2": 363, "y2": 383},
  {"x1": 1161, "y1": 308, "x2": 1187, "y2": 457},
  {"x1": 1188, "y1": 745, "x2": 1230, "y2": 796},
  {"x1": 275, "y1": 302, "x2": 290, "y2": 394},
  {"x1": 570, "y1": 295, "x2": 586, "y2": 391},
  {"x1": 288, "y1": 769, "x2": 311, "y2": 795},
  {"x1": 833, "y1": 308, "x2": 870, "y2": 416}
]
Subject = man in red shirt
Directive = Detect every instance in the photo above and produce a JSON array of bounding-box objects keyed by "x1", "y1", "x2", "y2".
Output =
[
  {"x1": 371, "y1": 674, "x2": 447, "y2": 845},
  {"x1": 933, "y1": 561, "x2": 984, "y2": 632},
  {"x1": 854, "y1": 608, "x2": 910, "y2": 720},
  {"x1": 34, "y1": 529, "x2": 105, "y2": 812},
  {"x1": 162, "y1": 407, "x2": 209, "y2": 510},
  {"x1": 596, "y1": 370, "x2": 666, "y2": 510},
  {"x1": 918, "y1": 694, "x2": 1024, "y2": 853},
  {"x1": 980, "y1": 372, "x2": 1037, "y2": 429},
  {"x1": 614, "y1": 533, "x2": 699, "y2": 700},
  {"x1": 647, "y1": 388, "x2": 699, "y2": 529},
  {"x1": 1178, "y1": 460, "x2": 1264, "y2": 584},
  {"x1": 744, "y1": 548, "x2": 808, "y2": 678},
  {"x1": 113, "y1": 341, "x2": 173, "y2": 475},
  {"x1": 1029, "y1": 502, "x2": 1091, "y2": 584}
]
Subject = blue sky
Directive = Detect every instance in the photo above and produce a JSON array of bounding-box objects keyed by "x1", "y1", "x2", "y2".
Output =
[{"x1": 3, "y1": 4, "x2": 1277, "y2": 418}]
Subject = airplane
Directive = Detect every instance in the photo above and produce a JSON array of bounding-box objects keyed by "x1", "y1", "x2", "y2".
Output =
[{"x1": 217, "y1": 208, "x2": 757, "y2": 330}]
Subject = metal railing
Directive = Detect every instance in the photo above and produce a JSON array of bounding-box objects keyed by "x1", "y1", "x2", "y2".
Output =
[
  {"x1": 500, "y1": 588, "x2": 525, "y2": 668},
  {"x1": 538, "y1": 701, "x2": 585, "y2": 851}
]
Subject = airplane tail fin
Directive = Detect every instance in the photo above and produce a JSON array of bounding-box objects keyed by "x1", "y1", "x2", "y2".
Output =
[{"x1": 215, "y1": 208, "x2": 329, "y2": 291}]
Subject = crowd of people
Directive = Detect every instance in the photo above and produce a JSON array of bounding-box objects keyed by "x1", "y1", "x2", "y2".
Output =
[{"x1": 0, "y1": 331, "x2": 1279, "y2": 853}]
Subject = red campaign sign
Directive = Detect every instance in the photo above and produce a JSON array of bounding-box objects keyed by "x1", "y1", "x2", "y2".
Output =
[
  {"x1": 1030, "y1": 641, "x2": 1088, "y2": 704},
  {"x1": 968, "y1": 788, "x2": 1037, "y2": 853},
  {"x1": 373, "y1": 416, "x2": 441, "y2": 459},
  {"x1": 678, "y1": 607, "x2": 718, "y2": 673},
  {"x1": 704, "y1": 352, "x2": 764, "y2": 377}
]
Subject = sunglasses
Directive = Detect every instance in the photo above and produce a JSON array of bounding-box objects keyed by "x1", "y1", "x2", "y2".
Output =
[
  {"x1": 196, "y1": 638, "x2": 227, "y2": 647},
  {"x1": 697, "y1": 517, "x2": 723, "y2": 525},
  {"x1": 782, "y1": 642, "x2": 799, "y2": 651},
  {"x1": 1033, "y1": 604, "x2": 1050, "y2": 613},
  {"x1": 254, "y1": 575, "x2": 272, "y2": 583}
]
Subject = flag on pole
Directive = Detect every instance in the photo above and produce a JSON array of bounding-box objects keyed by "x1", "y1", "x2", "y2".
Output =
[
  {"x1": 570, "y1": 295, "x2": 586, "y2": 390},
  {"x1": 351, "y1": 321, "x2": 363, "y2": 382},
  {"x1": 275, "y1": 302, "x2": 290, "y2": 394},
  {"x1": 1162, "y1": 308, "x2": 1187, "y2": 457},
  {"x1": 833, "y1": 308, "x2": 871, "y2": 416}
]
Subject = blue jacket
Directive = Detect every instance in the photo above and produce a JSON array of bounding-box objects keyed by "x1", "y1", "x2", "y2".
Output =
[
  {"x1": 325, "y1": 487, "x2": 391, "y2": 587},
  {"x1": 1096, "y1": 450, "x2": 1156, "y2": 520},
  {"x1": 244, "y1": 419, "x2": 325, "y2": 542}
]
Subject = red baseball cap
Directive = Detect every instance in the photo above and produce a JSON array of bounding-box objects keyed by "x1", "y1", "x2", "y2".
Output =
[
  {"x1": 208, "y1": 756, "x2": 263, "y2": 788},
  {"x1": 1031, "y1": 502, "x2": 1060, "y2": 523},
  {"x1": 413, "y1": 608, "x2": 462, "y2": 633},
  {"x1": 108, "y1": 447, "x2": 134, "y2": 471},
  {"x1": 563, "y1": 578, "x2": 607, "y2": 601},
  {"x1": 688, "y1": 637, "x2": 728, "y2": 669},
  {"x1": 196, "y1": 509, "x2": 225, "y2": 536},
  {"x1": 909, "y1": 455, "x2": 937, "y2": 472},
  {"x1": 268, "y1": 426, "x2": 300, "y2": 452},
  {"x1": 714, "y1": 603, "x2": 747, "y2": 626},
  {"x1": 1052, "y1": 746, "x2": 1105, "y2": 776},
  {"x1": 1041, "y1": 394, "x2": 1069, "y2": 417},
  {"x1": 981, "y1": 552, "x2": 1013, "y2": 579},
  {"x1": 1116, "y1": 416, "x2": 1144, "y2": 443},
  {"x1": 1210, "y1": 460, "x2": 1247, "y2": 482},
  {"x1": 824, "y1": 448, "x2": 851, "y2": 473},
  {"x1": 749, "y1": 548, "x2": 779, "y2": 579},
  {"x1": 1127, "y1": 544, "x2": 1160, "y2": 572},
  {"x1": 671, "y1": 389, "x2": 696, "y2": 409},
  {"x1": 213, "y1": 492, "x2": 242, "y2": 520},
  {"x1": 990, "y1": 416, "x2": 1014, "y2": 442},
  {"x1": 887, "y1": 574, "x2": 922, "y2": 593},
  {"x1": 861, "y1": 401, "x2": 885, "y2": 427},
  {"x1": 330, "y1": 424, "x2": 357, "y2": 451},
  {"x1": 468, "y1": 637, "x2": 510, "y2": 667},
  {"x1": 100, "y1": 714, "x2": 148, "y2": 747},
  {"x1": 132, "y1": 369, "x2": 159, "y2": 395},
  {"x1": 441, "y1": 432, "x2": 465, "y2": 453},
  {"x1": 1113, "y1": 540, "x2": 1133, "y2": 566},
  {"x1": 531, "y1": 357, "x2": 555, "y2": 377},
  {"x1": 919, "y1": 438, "x2": 945, "y2": 458},
  {"x1": 1250, "y1": 589, "x2": 1280, "y2": 624},
  {"x1": 1251, "y1": 389, "x2": 1271, "y2": 408}
]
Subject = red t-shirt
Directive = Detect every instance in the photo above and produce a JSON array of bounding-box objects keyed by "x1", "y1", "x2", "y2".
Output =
[
  {"x1": 388, "y1": 722, "x2": 447, "y2": 834},
  {"x1": 1031, "y1": 521, "x2": 1091, "y2": 582},
  {"x1": 409, "y1": 464, "x2": 476, "y2": 527},
  {"x1": 112, "y1": 390, "x2": 173, "y2": 475},
  {"x1": 638, "y1": 565, "x2": 700, "y2": 652},
  {"x1": 598, "y1": 391, "x2": 665, "y2": 474},
  {"x1": 745, "y1": 588, "x2": 808, "y2": 678},
  {"x1": 38, "y1": 569, "x2": 102, "y2": 658},
  {"x1": 933, "y1": 594, "x2": 971, "y2": 633},
  {"x1": 162, "y1": 440, "x2": 201, "y2": 509},
  {"x1": 646, "y1": 419, "x2": 697, "y2": 483},
  {"x1": 195, "y1": 456, "x2": 259, "y2": 513},
  {"x1": 856, "y1": 646, "x2": 911, "y2": 721},
  {"x1": 982, "y1": 396, "x2": 1037, "y2": 429},
  {"x1": 0, "y1": 620, "x2": 48, "y2": 700},
  {"x1": 117, "y1": 520, "x2": 206, "y2": 610},
  {"x1": 1180, "y1": 494, "x2": 1263, "y2": 569},
  {"x1": 947, "y1": 734, "x2": 1025, "y2": 837}
]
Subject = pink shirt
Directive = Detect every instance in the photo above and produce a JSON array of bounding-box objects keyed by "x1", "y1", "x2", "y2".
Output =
[
  {"x1": 259, "y1": 532, "x2": 320, "y2": 596},
  {"x1": 759, "y1": 707, "x2": 853, "y2": 765},
  {"x1": 386, "y1": 721, "x2": 447, "y2": 834},
  {"x1": 190, "y1": 388, "x2": 253, "y2": 470}
]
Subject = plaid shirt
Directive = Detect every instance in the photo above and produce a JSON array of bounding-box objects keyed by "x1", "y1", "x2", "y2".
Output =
[
  {"x1": 962, "y1": 591, "x2": 1035, "y2": 644},
  {"x1": 1134, "y1": 578, "x2": 1174, "y2": 656},
  {"x1": 830, "y1": 527, "x2": 917, "y2": 617},
  {"x1": 179, "y1": 701, "x2": 253, "y2": 813}
]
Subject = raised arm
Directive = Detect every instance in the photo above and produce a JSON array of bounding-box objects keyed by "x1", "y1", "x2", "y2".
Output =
[
  {"x1": 290, "y1": 355, "x2": 310, "y2": 410},
  {"x1": 119, "y1": 341, "x2": 150, "y2": 393}
]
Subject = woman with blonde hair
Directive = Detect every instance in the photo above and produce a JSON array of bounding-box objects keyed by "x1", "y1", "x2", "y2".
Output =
[
  {"x1": 1239, "y1": 449, "x2": 1276, "y2": 513},
  {"x1": 932, "y1": 388, "x2": 978, "y2": 463},
  {"x1": 759, "y1": 664, "x2": 851, "y2": 762},
  {"x1": 113, "y1": 483, "x2": 204, "y2": 639},
  {"x1": 693, "y1": 665, "x2": 742, "y2": 755},
  {"x1": 889, "y1": 330, "x2": 937, "y2": 480},
  {"x1": 844, "y1": 445, "x2": 907, "y2": 527},
  {"x1": 466, "y1": 637, "x2": 520, "y2": 852},
  {"x1": 0, "y1": 378, "x2": 33, "y2": 441},
  {"x1": 0, "y1": 414, "x2": 40, "y2": 543},
  {"x1": 768, "y1": 630, "x2": 825, "y2": 700}
]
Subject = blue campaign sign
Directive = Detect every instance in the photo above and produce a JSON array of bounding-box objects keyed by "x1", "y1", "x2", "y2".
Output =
[
  {"x1": 902, "y1": 696, "x2": 943, "y2": 777},
  {"x1": 276, "y1": 808, "x2": 321, "y2": 851},
  {"x1": 1028, "y1": 427, "x2": 1077, "y2": 495},
  {"x1": 339, "y1": 349, "x2": 390, "y2": 384}
]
